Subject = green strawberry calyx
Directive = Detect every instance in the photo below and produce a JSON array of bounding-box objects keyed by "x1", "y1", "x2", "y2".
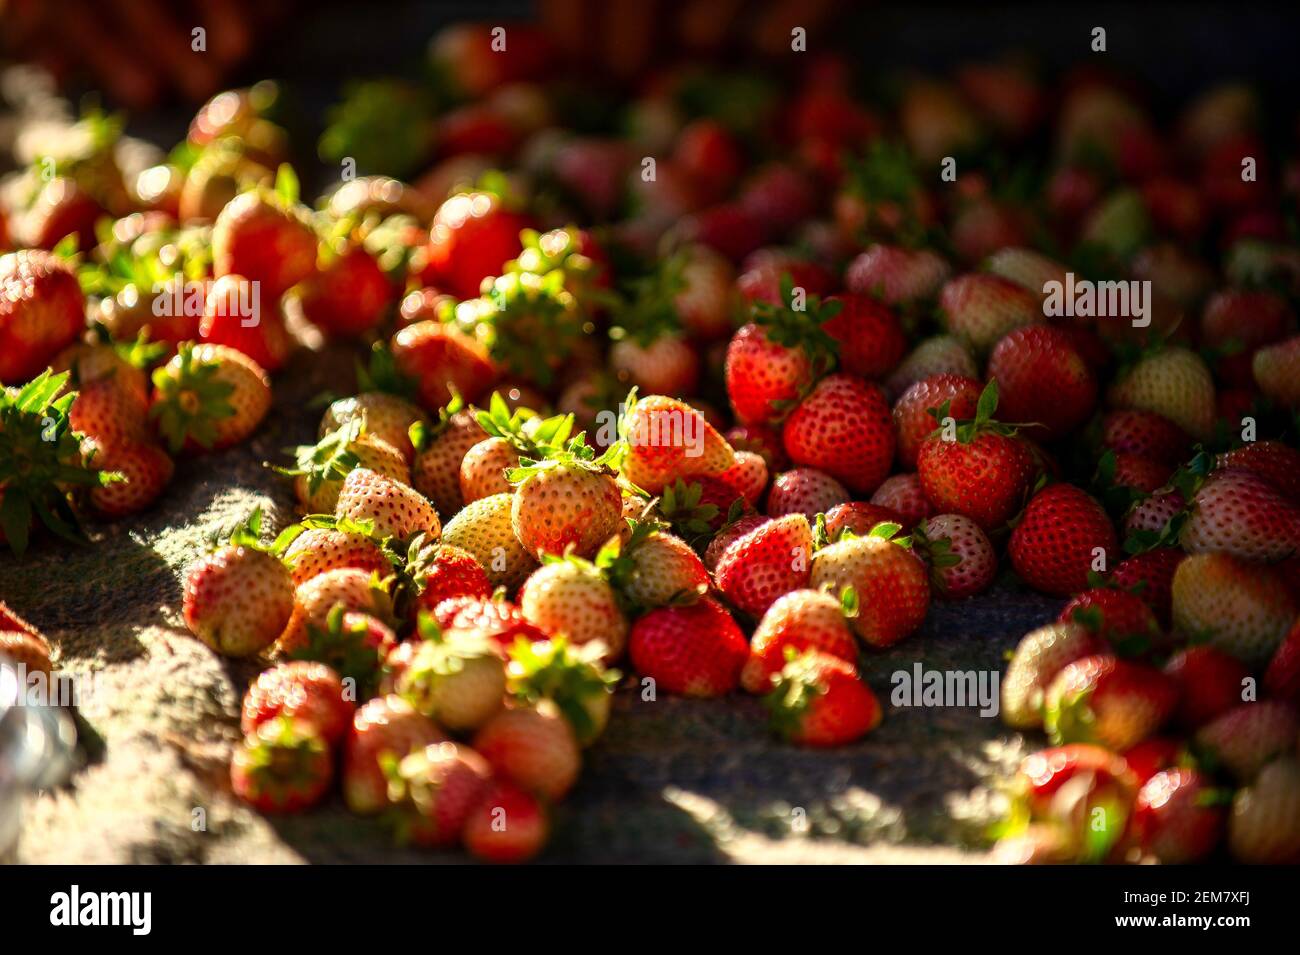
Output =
[
  {"x1": 506, "y1": 635, "x2": 619, "y2": 746},
  {"x1": 764, "y1": 649, "x2": 830, "y2": 738},
  {"x1": 149, "y1": 343, "x2": 237, "y2": 452},
  {"x1": 751, "y1": 272, "x2": 842, "y2": 372},
  {"x1": 275, "y1": 417, "x2": 365, "y2": 496}
]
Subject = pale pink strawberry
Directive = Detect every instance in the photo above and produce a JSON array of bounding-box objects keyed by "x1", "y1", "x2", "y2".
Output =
[
  {"x1": 869, "y1": 473, "x2": 932, "y2": 528},
  {"x1": 335, "y1": 468, "x2": 441, "y2": 541},
  {"x1": 914, "y1": 513, "x2": 996, "y2": 599},
  {"x1": 282, "y1": 526, "x2": 390, "y2": 586},
  {"x1": 766, "y1": 468, "x2": 850, "y2": 520},
  {"x1": 717, "y1": 450, "x2": 769, "y2": 506},
  {"x1": 845, "y1": 243, "x2": 951, "y2": 306},
  {"x1": 1181, "y1": 467, "x2": 1300, "y2": 562}
]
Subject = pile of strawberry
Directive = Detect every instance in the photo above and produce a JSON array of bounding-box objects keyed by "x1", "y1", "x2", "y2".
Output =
[{"x1": 5, "y1": 22, "x2": 1300, "y2": 863}]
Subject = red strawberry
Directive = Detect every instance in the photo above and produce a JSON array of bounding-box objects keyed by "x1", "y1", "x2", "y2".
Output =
[
  {"x1": 213, "y1": 189, "x2": 317, "y2": 299},
  {"x1": 736, "y1": 254, "x2": 834, "y2": 308},
  {"x1": 433, "y1": 595, "x2": 548, "y2": 653},
  {"x1": 782, "y1": 373, "x2": 895, "y2": 495},
  {"x1": 611, "y1": 333, "x2": 700, "y2": 397},
  {"x1": 241, "y1": 660, "x2": 353, "y2": 745},
  {"x1": 628, "y1": 597, "x2": 748, "y2": 697},
  {"x1": 1163, "y1": 645, "x2": 1249, "y2": 729},
  {"x1": 0, "y1": 250, "x2": 86, "y2": 385},
  {"x1": 83, "y1": 439, "x2": 174, "y2": 518},
  {"x1": 675, "y1": 203, "x2": 768, "y2": 263},
  {"x1": 916, "y1": 381, "x2": 1036, "y2": 531},
  {"x1": 741, "y1": 588, "x2": 859, "y2": 694},
  {"x1": 1110, "y1": 547, "x2": 1184, "y2": 626},
  {"x1": 702, "y1": 514, "x2": 770, "y2": 572},
  {"x1": 618, "y1": 394, "x2": 735, "y2": 494},
  {"x1": 1122, "y1": 736, "x2": 1180, "y2": 784},
  {"x1": 717, "y1": 450, "x2": 768, "y2": 506},
  {"x1": 766, "y1": 650, "x2": 881, "y2": 747},
  {"x1": 765, "y1": 468, "x2": 849, "y2": 520},
  {"x1": 845, "y1": 243, "x2": 951, "y2": 307},
  {"x1": 1195, "y1": 701, "x2": 1298, "y2": 782},
  {"x1": 389, "y1": 741, "x2": 492, "y2": 847},
  {"x1": 473, "y1": 700, "x2": 581, "y2": 801},
  {"x1": 988, "y1": 325, "x2": 1097, "y2": 439},
  {"x1": 1057, "y1": 588, "x2": 1159, "y2": 648},
  {"x1": 892, "y1": 373, "x2": 982, "y2": 469},
  {"x1": 343, "y1": 694, "x2": 445, "y2": 815},
  {"x1": 713, "y1": 514, "x2": 813, "y2": 618},
  {"x1": 1228, "y1": 756, "x2": 1300, "y2": 863},
  {"x1": 913, "y1": 513, "x2": 996, "y2": 599},
  {"x1": 724, "y1": 422, "x2": 788, "y2": 470},
  {"x1": 1009, "y1": 484, "x2": 1118, "y2": 597},
  {"x1": 391, "y1": 321, "x2": 497, "y2": 412},
  {"x1": 1264, "y1": 618, "x2": 1300, "y2": 703},
  {"x1": 424, "y1": 191, "x2": 530, "y2": 299},
  {"x1": 1043, "y1": 655, "x2": 1178, "y2": 750},
  {"x1": 870, "y1": 473, "x2": 932, "y2": 528},
  {"x1": 673, "y1": 119, "x2": 744, "y2": 204},
  {"x1": 463, "y1": 781, "x2": 549, "y2": 863},
  {"x1": 1201, "y1": 289, "x2": 1294, "y2": 387},
  {"x1": 413, "y1": 543, "x2": 492, "y2": 614},
  {"x1": 810, "y1": 523, "x2": 930, "y2": 648},
  {"x1": 199, "y1": 273, "x2": 295, "y2": 373},
  {"x1": 739, "y1": 164, "x2": 818, "y2": 238},
  {"x1": 230, "y1": 716, "x2": 333, "y2": 813},
  {"x1": 1132, "y1": 768, "x2": 1227, "y2": 863},
  {"x1": 1002, "y1": 622, "x2": 1104, "y2": 728},
  {"x1": 1108, "y1": 452, "x2": 1172, "y2": 495},
  {"x1": 300, "y1": 244, "x2": 394, "y2": 338},
  {"x1": 822, "y1": 293, "x2": 906, "y2": 379}
]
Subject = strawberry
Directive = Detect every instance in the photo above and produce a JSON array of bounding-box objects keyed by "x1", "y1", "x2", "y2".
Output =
[
  {"x1": 506, "y1": 636, "x2": 618, "y2": 746},
  {"x1": 884, "y1": 335, "x2": 978, "y2": 398},
  {"x1": 724, "y1": 422, "x2": 788, "y2": 470},
  {"x1": 988, "y1": 325, "x2": 1097, "y2": 439},
  {"x1": 424, "y1": 191, "x2": 530, "y2": 299},
  {"x1": 411, "y1": 543, "x2": 492, "y2": 614},
  {"x1": 1057, "y1": 588, "x2": 1159, "y2": 649},
  {"x1": 150, "y1": 343, "x2": 271, "y2": 453},
  {"x1": 508, "y1": 439, "x2": 623, "y2": 560},
  {"x1": 913, "y1": 513, "x2": 996, "y2": 599},
  {"x1": 441, "y1": 492, "x2": 538, "y2": 590},
  {"x1": 1201, "y1": 288, "x2": 1294, "y2": 387},
  {"x1": 463, "y1": 781, "x2": 549, "y2": 863},
  {"x1": 1122, "y1": 737, "x2": 1181, "y2": 784},
  {"x1": 321, "y1": 392, "x2": 427, "y2": 464},
  {"x1": 618, "y1": 393, "x2": 735, "y2": 494},
  {"x1": 1043, "y1": 655, "x2": 1177, "y2": 751},
  {"x1": 290, "y1": 607, "x2": 396, "y2": 698},
  {"x1": 1217, "y1": 441, "x2": 1300, "y2": 503},
  {"x1": 472, "y1": 700, "x2": 582, "y2": 802},
  {"x1": 916, "y1": 380, "x2": 1036, "y2": 531},
  {"x1": 1164, "y1": 646, "x2": 1249, "y2": 731},
  {"x1": 281, "y1": 525, "x2": 389, "y2": 587},
  {"x1": 286, "y1": 422, "x2": 410, "y2": 514},
  {"x1": 198, "y1": 273, "x2": 295, "y2": 373},
  {"x1": 1252, "y1": 335, "x2": 1300, "y2": 408},
  {"x1": 1108, "y1": 347, "x2": 1216, "y2": 442},
  {"x1": 69, "y1": 378, "x2": 150, "y2": 448},
  {"x1": 0, "y1": 249, "x2": 86, "y2": 385},
  {"x1": 460, "y1": 437, "x2": 522, "y2": 502},
  {"x1": 983, "y1": 247, "x2": 1068, "y2": 302},
  {"x1": 388, "y1": 741, "x2": 492, "y2": 848},
  {"x1": 1228, "y1": 756, "x2": 1300, "y2": 863},
  {"x1": 1180, "y1": 467, "x2": 1300, "y2": 562},
  {"x1": 717, "y1": 450, "x2": 768, "y2": 506},
  {"x1": 809, "y1": 522, "x2": 930, "y2": 648},
  {"x1": 741, "y1": 588, "x2": 859, "y2": 694},
  {"x1": 869, "y1": 473, "x2": 932, "y2": 528},
  {"x1": 212, "y1": 186, "x2": 317, "y2": 300},
  {"x1": 892, "y1": 373, "x2": 982, "y2": 470},
  {"x1": 335, "y1": 467, "x2": 440, "y2": 542},
  {"x1": 723, "y1": 283, "x2": 838, "y2": 426},
  {"x1": 1264, "y1": 618, "x2": 1300, "y2": 703},
  {"x1": 673, "y1": 119, "x2": 743, "y2": 204},
  {"x1": 299, "y1": 244, "x2": 394, "y2": 338},
  {"x1": 611, "y1": 333, "x2": 700, "y2": 397},
  {"x1": 433, "y1": 595, "x2": 548, "y2": 655},
  {"x1": 1107, "y1": 452, "x2": 1172, "y2": 496},
  {"x1": 411, "y1": 400, "x2": 487, "y2": 516},
  {"x1": 674, "y1": 246, "x2": 735, "y2": 341},
  {"x1": 182, "y1": 510, "x2": 294, "y2": 657},
  {"x1": 83, "y1": 438, "x2": 174, "y2": 518},
  {"x1": 518, "y1": 558, "x2": 628, "y2": 659},
  {"x1": 938, "y1": 273, "x2": 1040, "y2": 353},
  {"x1": 1171, "y1": 553, "x2": 1298, "y2": 668},
  {"x1": 714, "y1": 513, "x2": 813, "y2": 618},
  {"x1": 845, "y1": 243, "x2": 951, "y2": 307},
  {"x1": 782, "y1": 373, "x2": 895, "y2": 495},
  {"x1": 822, "y1": 502, "x2": 905, "y2": 539},
  {"x1": 394, "y1": 626, "x2": 506, "y2": 732},
  {"x1": 950, "y1": 198, "x2": 1028, "y2": 265},
  {"x1": 279, "y1": 567, "x2": 393, "y2": 653},
  {"x1": 766, "y1": 468, "x2": 849, "y2": 520},
  {"x1": 342, "y1": 694, "x2": 445, "y2": 815},
  {"x1": 603, "y1": 521, "x2": 709, "y2": 611},
  {"x1": 736, "y1": 255, "x2": 834, "y2": 308},
  {"x1": 0, "y1": 629, "x2": 52, "y2": 676},
  {"x1": 822, "y1": 293, "x2": 907, "y2": 379},
  {"x1": 627, "y1": 597, "x2": 748, "y2": 697},
  {"x1": 391, "y1": 321, "x2": 497, "y2": 413},
  {"x1": 1001, "y1": 622, "x2": 1103, "y2": 729},
  {"x1": 1009, "y1": 484, "x2": 1117, "y2": 597},
  {"x1": 241, "y1": 660, "x2": 352, "y2": 745},
  {"x1": 703, "y1": 513, "x2": 770, "y2": 573},
  {"x1": 766, "y1": 650, "x2": 881, "y2": 747},
  {"x1": 1132, "y1": 768, "x2": 1228, "y2": 864},
  {"x1": 1195, "y1": 701, "x2": 1298, "y2": 782},
  {"x1": 739, "y1": 165, "x2": 817, "y2": 240},
  {"x1": 230, "y1": 716, "x2": 332, "y2": 813}
]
